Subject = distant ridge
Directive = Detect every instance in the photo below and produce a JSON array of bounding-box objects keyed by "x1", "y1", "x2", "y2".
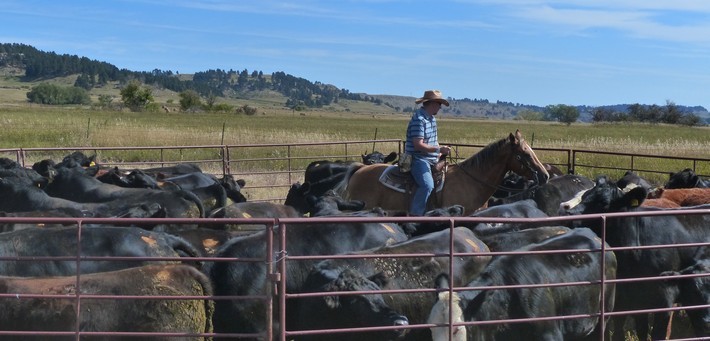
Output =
[{"x1": 1, "y1": 42, "x2": 708, "y2": 123}]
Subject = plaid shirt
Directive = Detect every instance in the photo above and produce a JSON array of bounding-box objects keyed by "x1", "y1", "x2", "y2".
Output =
[{"x1": 405, "y1": 108, "x2": 439, "y2": 164}]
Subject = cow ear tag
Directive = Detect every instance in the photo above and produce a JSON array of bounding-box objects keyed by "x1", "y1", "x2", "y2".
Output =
[{"x1": 630, "y1": 199, "x2": 639, "y2": 207}]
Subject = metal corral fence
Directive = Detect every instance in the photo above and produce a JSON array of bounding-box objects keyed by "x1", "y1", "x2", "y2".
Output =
[
  {"x1": 0, "y1": 210, "x2": 708, "y2": 340},
  {"x1": 0, "y1": 142, "x2": 708, "y2": 339},
  {"x1": 0, "y1": 140, "x2": 708, "y2": 202}
]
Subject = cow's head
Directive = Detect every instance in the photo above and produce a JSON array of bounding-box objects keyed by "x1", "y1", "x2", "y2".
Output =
[
  {"x1": 219, "y1": 175, "x2": 247, "y2": 203},
  {"x1": 362, "y1": 151, "x2": 398, "y2": 165},
  {"x1": 296, "y1": 261, "x2": 409, "y2": 340},
  {"x1": 561, "y1": 175, "x2": 646, "y2": 216},
  {"x1": 666, "y1": 168, "x2": 701, "y2": 189},
  {"x1": 307, "y1": 189, "x2": 366, "y2": 216},
  {"x1": 661, "y1": 256, "x2": 710, "y2": 335}
]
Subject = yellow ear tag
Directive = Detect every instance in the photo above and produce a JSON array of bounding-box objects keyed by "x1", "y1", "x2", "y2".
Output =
[
  {"x1": 89, "y1": 161, "x2": 96, "y2": 166},
  {"x1": 241, "y1": 212, "x2": 252, "y2": 218},
  {"x1": 630, "y1": 199, "x2": 639, "y2": 207}
]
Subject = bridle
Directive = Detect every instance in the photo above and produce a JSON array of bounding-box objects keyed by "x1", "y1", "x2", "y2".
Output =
[{"x1": 448, "y1": 145, "x2": 541, "y2": 193}]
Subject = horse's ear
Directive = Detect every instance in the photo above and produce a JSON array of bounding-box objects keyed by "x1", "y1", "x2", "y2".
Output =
[
  {"x1": 508, "y1": 132, "x2": 518, "y2": 145},
  {"x1": 514, "y1": 129, "x2": 523, "y2": 140}
]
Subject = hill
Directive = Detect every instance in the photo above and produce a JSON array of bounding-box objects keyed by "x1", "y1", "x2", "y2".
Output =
[{"x1": 1, "y1": 42, "x2": 708, "y2": 123}]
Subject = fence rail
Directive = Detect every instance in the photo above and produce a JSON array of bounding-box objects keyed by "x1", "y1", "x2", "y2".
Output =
[
  {"x1": 0, "y1": 142, "x2": 708, "y2": 339},
  {"x1": 1, "y1": 140, "x2": 708, "y2": 203},
  {"x1": 0, "y1": 209, "x2": 707, "y2": 339}
]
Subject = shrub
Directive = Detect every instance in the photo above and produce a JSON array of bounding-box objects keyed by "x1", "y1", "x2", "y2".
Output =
[
  {"x1": 235, "y1": 104, "x2": 257, "y2": 116},
  {"x1": 26, "y1": 83, "x2": 90, "y2": 105}
]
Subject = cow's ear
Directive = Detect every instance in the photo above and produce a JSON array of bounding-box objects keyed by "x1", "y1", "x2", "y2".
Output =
[
  {"x1": 369, "y1": 272, "x2": 389, "y2": 288},
  {"x1": 236, "y1": 179, "x2": 246, "y2": 187},
  {"x1": 384, "y1": 152, "x2": 398, "y2": 163},
  {"x1": 622, "y1": 186, "x2": 647, "y2": 208}
]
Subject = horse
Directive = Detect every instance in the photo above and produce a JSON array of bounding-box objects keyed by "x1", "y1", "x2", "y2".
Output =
[{"x1": 339, "y1": 130, "x2": 550, "y2": 215}]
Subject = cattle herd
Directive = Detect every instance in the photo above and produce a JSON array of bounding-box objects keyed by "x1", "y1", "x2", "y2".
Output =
[{"x1": 0, "y1": 150, "x2": 708, "y2": 340}]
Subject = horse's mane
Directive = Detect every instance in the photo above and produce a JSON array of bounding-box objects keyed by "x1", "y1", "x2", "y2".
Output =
[{"x1": 457, "y1": 136, "x2": 510, "y2": 170}]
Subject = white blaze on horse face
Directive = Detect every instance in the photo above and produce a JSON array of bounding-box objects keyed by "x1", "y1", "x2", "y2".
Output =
[
  {"x1": 560, "y1": 188, "x2": 591, "y2": 212},
  {"x1": 515, "y1": 134, "x2": 549, "y2": 184},
  {"x1": 428, "y1": 291, "x2": 466, "y2": 341}
]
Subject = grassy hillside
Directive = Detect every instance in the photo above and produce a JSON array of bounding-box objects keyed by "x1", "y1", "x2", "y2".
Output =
[{"x1": 1, "y1": 68, "x2": 708, "y2": 188}]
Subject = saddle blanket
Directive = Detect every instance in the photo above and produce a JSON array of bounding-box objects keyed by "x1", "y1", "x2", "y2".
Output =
[{"x1": 379, "y1": 165, "x2": 444, "y2": 194}]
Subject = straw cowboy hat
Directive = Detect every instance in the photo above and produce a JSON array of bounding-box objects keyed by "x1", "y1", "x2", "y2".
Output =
[{"x1": 415, "y1": 90, "x2": 450, "y2": 106}]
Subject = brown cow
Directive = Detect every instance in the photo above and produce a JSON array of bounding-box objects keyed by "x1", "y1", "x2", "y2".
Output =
[
  {"x1": 642, "y1": 197, "x2": 681, "y2": 208},
  {"x1": 0, "y1": 264, "x2": 213, "y2": 340},
  {"x1": 647, "y1": 187, "x2": 710, "y2": 207}
]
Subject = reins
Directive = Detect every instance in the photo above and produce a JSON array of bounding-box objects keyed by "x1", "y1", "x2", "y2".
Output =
[{"x1": 448, "y1": 148, "x2": 533, "y2": 194}]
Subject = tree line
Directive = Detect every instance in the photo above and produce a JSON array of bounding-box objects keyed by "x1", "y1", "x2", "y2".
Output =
[
  {"x1": 0, "y1": 43, "x2": 379, "y2": 109},
  {"x1": 514, "y1": 102, "x2": 703, "y2": 126}
]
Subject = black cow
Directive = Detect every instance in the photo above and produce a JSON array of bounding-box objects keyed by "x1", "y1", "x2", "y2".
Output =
[
  {"x1": 140, "y1": 162, "x2": 204, "y2": 178},
  {"x1": 57, "y1": 150, "x2": 97, "y2": 169},
  {"x1": 31, "y1": 158, "x2": 59, "y2": 180},
  {"x1": 0, "y1": 177, "x2": 172, "y2": 221},
  {"x1": 291, "y1": 262, "x2": 409, "y2": 341},
  {"x1": 206, "y1": 214, "x2": 409, "y2": 340},
  {"x1": 0, "y1": 158, "x2": 48, "y2": 188},
  {"x1": 304, "y1": 189, "x2": 367, "y2": 217},
  {"x1": 400, "y1": 204, "x2": 466, "y2": 237},
  {"x1": 286, "y1": 174, "x2": 358, "y2": 215},
  {"x1": 0, "y1": 202, "x2": 166, "y2": 232},
  {"x1": 126, "y1": 168, "x2": 163, "y2": 188},
  {"x1": 204, "y1": 201, "x2": 302, "y2": 232},
  {"x1": 544, "y1": 163, "x2": 566, "y2": 177},
  {"x1": 362, "y1": 151, "x2": 397, "y2": 165},
  {"x1": 465, "y1": 198, "x2": 549, "y2": 234},
  {"x1": 660, "y1": 248, "x2": 710, "y2": 337},
  {"x1": 303, "y1": 159, "x2": 354, "y2": 184},
  {"x1": 167, "y1": 227, "x2": 242, "y2": 257},
  {"x1": 616, "y1": 170, "x2": 656, "y2": 192},
  {"x1": 561, "y1": 175, "x2": 710, "y2": 340},
  {"x1": 42, "y1": 166, "x2": 205, "y2": 218},
  {"x1": 0, "y1": 264, "x2": 213, "y2": 340},
  {"x1": 292, "y1": 227, "x2": 491, "y2": 341},
  {"x1": 96, "y1": 167, "x2": 248, "y2": 213},
  {"x1": 488, "y1": 174, "x2": 595, "y2": 216},
  {"x1": 0, "y1": 208, "x2": 86, "y2": 231},
  {"x1": 666, "y1": 168, "x2": 710, "y2": 189},
  {"x1": 476, "y1": 225, "x2": 572, "y2": 255},
  {"x1": 456, "y1": 227, "x2": 617, "y2": 340},
  {"x1": 491, "y1": 171, "x2": 531, "y2": 199},
  {"x1": 0, "y1": 226, "x2": 200, "y2": 276},
  {"x1": 287, "y1": 156, "x2": 394, "y2": 215},
  {"x1": 161, "y1": 172, "x2": 247, "y2": 213},
  {"x1": 95, "y1": 166, "x2": 133, "y2": 187}
]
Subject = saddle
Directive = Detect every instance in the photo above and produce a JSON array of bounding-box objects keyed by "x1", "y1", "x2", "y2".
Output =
[{"x1": 379, "y1": 160, "x2": 446, "y2": 194}]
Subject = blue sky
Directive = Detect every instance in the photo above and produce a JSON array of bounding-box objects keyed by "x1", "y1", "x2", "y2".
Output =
[{"x1": 3, "y1": 0, "x2": 710, "y2": 109}]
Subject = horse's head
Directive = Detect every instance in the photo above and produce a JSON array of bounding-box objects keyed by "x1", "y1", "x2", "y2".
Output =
[{"x1": 506, "y1": 130, "x2": 549, "y2": 186}]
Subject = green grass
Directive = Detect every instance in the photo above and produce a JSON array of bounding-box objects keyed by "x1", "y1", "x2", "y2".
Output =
[{"x1": 0, "y1": 104, "x2": 708, "y2": 200}]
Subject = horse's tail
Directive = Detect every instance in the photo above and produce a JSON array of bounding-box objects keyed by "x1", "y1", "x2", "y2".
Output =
[{"x1": 333, "y1": 162, "x2": 364, "y2": 198}]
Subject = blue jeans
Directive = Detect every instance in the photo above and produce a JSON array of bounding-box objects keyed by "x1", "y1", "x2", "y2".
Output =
[{"x1": 410, "y1": 157, "x2": 434, "y2": 216}]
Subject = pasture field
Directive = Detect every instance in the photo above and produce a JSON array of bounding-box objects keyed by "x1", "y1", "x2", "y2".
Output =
[{"x1": 1, "y1": 105, "x2": 708, "y2": 201}]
